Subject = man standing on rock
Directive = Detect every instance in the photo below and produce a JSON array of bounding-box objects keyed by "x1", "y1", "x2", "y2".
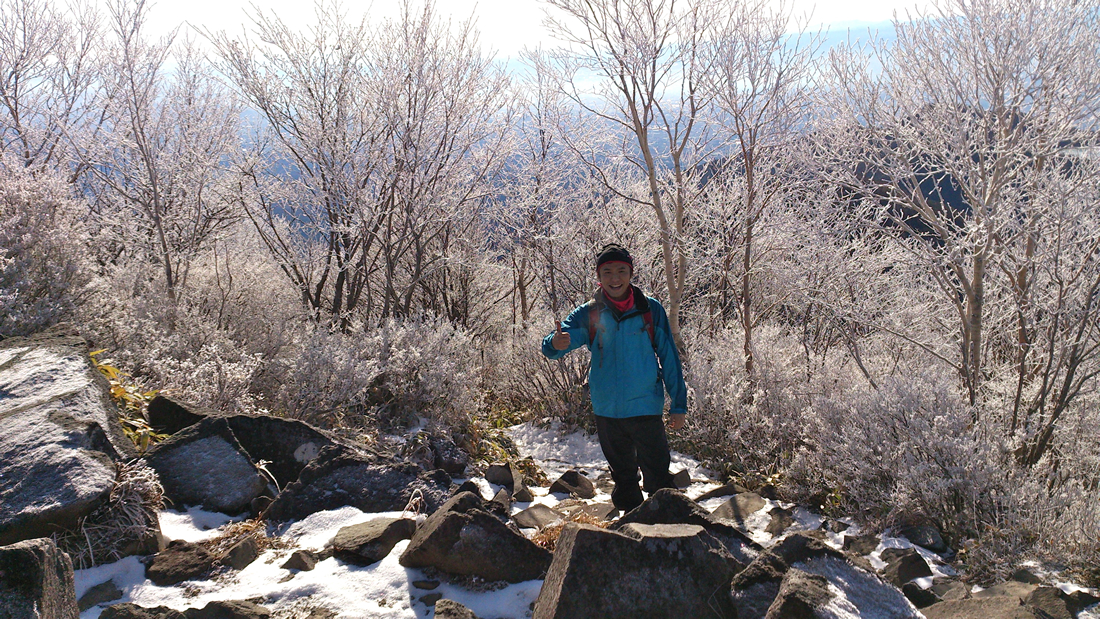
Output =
[{"x1": 541, "y1": 243, "x2": 687, "y2": 514}]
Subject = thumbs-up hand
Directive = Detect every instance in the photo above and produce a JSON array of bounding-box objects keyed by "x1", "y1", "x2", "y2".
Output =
[{"x1": 552, "y1": 321, "x2": 571, "y2": 350}]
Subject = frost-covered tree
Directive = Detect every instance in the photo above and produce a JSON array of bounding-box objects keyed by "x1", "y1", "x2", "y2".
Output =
[
  {"x1": 820, "y1": 0, "x2": 1100, "y2": 420},
  {"x1": 704, "y1": 0, "x2": 820, "y2": 374},
  {"x1": 82, "y1": 0, "x2": 240, "y2": 304},
  {"x1": 212, "y1": 1, "x2": 510, "y2": 328},
  {"x1": 537, "y1": 0, "x2": 730, "y2": 351},
  {"x1": 0, "y1": 0, "x2": 104, "y2": 179}
]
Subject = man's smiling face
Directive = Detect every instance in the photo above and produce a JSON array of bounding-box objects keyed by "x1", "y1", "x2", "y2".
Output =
[{"x1": 598, "y1": 261, "x2": 632, "y2": 301}]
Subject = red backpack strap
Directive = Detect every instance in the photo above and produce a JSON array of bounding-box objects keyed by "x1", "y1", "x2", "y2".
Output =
[
  {"x1": 642, "y1": 310, "x2": 657, "y2": 353},
  {"x1": 588, "y1": 302, "x2": 601, "y2": 349}
]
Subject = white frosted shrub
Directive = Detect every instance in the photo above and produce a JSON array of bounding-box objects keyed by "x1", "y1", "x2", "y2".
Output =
[
  {"x1": 82, "y1": 229, "x2": 299, "y2": 414},
  {"x1": 484, "y1": 313, "x2": 594, "y2": 432},
  {"x1": 0, "y1": 163, "x2": 91, "y2": 338},
  {"x1": 278, "y1": 319, "x2": 482, "y2": 430},
  {"x1": 680, "y1": 325, "x2": 820, "y2": 478}
]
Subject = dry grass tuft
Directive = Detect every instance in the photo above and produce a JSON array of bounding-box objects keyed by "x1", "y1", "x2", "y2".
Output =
[
  {"x1": 53, "y1": 460, "x2": 164, "y2": 569},
  {"x1": 530, "y1": 510, "x2": 611, "y2": 552},
  {"x1": 200, "y1": 517, "x2": 293, "y2": 558}
]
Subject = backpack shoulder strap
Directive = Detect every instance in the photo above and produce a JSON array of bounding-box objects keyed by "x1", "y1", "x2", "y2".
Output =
[
  {"x1": 588, "y1": 299, "x2": 602, "y2": 349},
  {"x1": 642, "y1": 309, "x2": 657, "y2": 353}
]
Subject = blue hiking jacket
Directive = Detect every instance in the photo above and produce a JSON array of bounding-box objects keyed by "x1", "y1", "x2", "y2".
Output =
[{"x1": 541, "y1": 287, "x2": 687, "y2": 419}]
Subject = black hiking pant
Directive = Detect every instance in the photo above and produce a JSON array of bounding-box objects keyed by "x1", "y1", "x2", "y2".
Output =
[{"x1": 595, "y1": 414, "x2": 675, "y2": 513}]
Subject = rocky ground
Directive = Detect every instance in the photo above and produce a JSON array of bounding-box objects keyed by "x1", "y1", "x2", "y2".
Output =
[{"x1": 3, "y1": 326, "x2": 1100, "y2": 619}]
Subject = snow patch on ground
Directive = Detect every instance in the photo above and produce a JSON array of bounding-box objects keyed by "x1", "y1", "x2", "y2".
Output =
[{"x1": 77, "y1": 506, "x2": 541, "y2": 619}]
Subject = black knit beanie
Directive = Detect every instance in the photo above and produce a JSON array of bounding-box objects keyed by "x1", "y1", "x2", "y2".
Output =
[{"x1": 595, "y1": 243, "x2": 633, "y2": 271}]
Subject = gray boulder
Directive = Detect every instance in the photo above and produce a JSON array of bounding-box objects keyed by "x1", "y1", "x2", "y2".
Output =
[
  {"x1": 842, "y1": 533, "x2": 880, "y2": 556},
  {"x1": 78, "y1": 580, "x2": 123, "y2": 611},
  {"x1": 399, "y1": 492, "x2": 551, "y2": 583},
  {"x1": 611, "y1": 488, "x2": 758, "y2": 566},
  {"x1": 484, "y1": 463, "x2": 533, "y2": 502},
  {"x1": 765, "y1": 568, "x2": 833, "y2": 618},
  {"x1": 922, "y1": 596, "x2": 1040, "y2": 619},
  {"x1": 0, "y1": 328, "x2": 133, "y2": 545},
  {"x1": 224, "y1": 414, "x2": 336, "y2": 490},
  {"x1": 513, "y1": 504, "x2": 564, "y2": 530},
  {"x1": 144, "y1": 417, "x2": 268, "y2": 514},
  {"x1": 263, "y1": 446, "x2": 451, "y2": 523},
  {"x1": 184, "y1": 600, "x2": 271, "y2": 619},
  {"x1": 429, "y1": 435, "x2": 469, "y2": 476},
  {"x1": 548, "y1": 470, "x2": 595, "y2": 499},
  {"x1": 0, "y1": 537, "x2": 79, "y2": 619},
  {"x1": 145, "y1": 395, "x2": 209, "y2": 436},
  {"x1": 696, "y1": 482, "x2": 751, "y2": 501},
  {"x1": 221, "y1": 536, "x2": 260, "y2": 571},
  {"x1": 100, "y1": 604, "x2": 186, "y2": 619},
  {"x1": 145, "y1": 541, "x2": 216, "y2": 586},
  {"x1": 880, "y1": 547, "x2": 933, "y2": 586},
  {"x1": 899, "y1": 523, "x2": 948, "y2": 553},
  {"x1": 711, "y1": 492, "x2": 767, "y2": 525},
  {"x1": 434, "y1": 599, "x2": 481, "y2": 619},
  {"x1": 731, "y1": 532, "x2": 919, "y2": 619},
  {"x1": 533, "y1": 522, "x2": 738, "y2": 619},
  {"x1": 331, "y1": 517, "x2": 417, "y2": 566}
]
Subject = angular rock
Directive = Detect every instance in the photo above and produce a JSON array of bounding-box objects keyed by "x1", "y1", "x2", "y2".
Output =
[
  {"x1": 412, "y1": 580, "x2": 440, "y2": 590},
  {"x1": 548, "y1": 470, "x2": 595, "y2": 499},
  {"x1": 331, "y1": 517, "x2": 417, "y2": 566},
  {"x1": 902, "y1": 582, "x2": 941, "y2": 608},
  {"x1": 419, "y1": 593, "x2": 443, "y2": 606},
  {"x1": 611, "y1": 488, "x2": 758, "y2": 567},
  {"x1": 1067, "y1": 589, "x2": 1100, "y2": 614},
  {"x1": 556, "y1": 501, "x2": 617, "y2": 522},
  {"x1": 880, "y1": 547, "x2": 933, "y2": 586},
  {"x1": 145, "y1": 395, "x2": 209, "y2": 436},
  {"x1": 145, "y1": 540, "x2": 216, "y2": 586},
  {"x1": 731, "y1": 532, "x2": 919, "y2": 619},
  {"x1": 490, "y1": 488, "x2": 512, "y2": 512},
  {"x1": 263, "y1": 446, "x2": 450, "y2": 523},
  {"x1": 224, "y1": 414, "x2": 336, "y2": 490},
  {"x1": 100, "y1": 604, "x2": 187, "y2": 619},
  {"x1": 842, "y1": 533, "x2": 880, "y2": 556},
  {"x1": 900, "y1": 524, "x2": 948, "y2": 553},
  {"x1": 671, "y1": 469, "x2": 691, "y2": 489},
  {"x1": 78, "y1": 580, "x2": 124, "y2": 611},
  {"x1": 1011, "y1": 568, "x2": 1043, "y2": 584},
  {"x1": 280, "y1": 550, "x2": 318, "y2": 572},
  {"x1": 430, "y1": 435, "x2": 468, "y2": 476},
  {"x1": 434, "y1": 599, "x2": 481, "y2": 619},
  {"x1": 144, "y1": 417, "x2": 268, "y2": 514},
  {"x1": 974, "y1": 581, "x2": 1038, "y2": 601},
  {"x1": 922, "y1": 596, "x2": 1040, "y2": 619},
  {"x1": 533, "y1": 523, "x2": 738, "y2": 619},
  {"x1": 0, "y1": 328, "x2": 134, "y2": 545},
  {"x1": 0, "y1": 537, "x2": 79, "y2": 619},
  {"x1": 513, "y1": 504, "x2": 564, "y2": 530},
  {"x1": 222, "y1": 536, "x2": 259, "y2": 571},
  {"x1": 765, "y1": 508, "x2": 796, "y2": 537},
  {"x1": 696, "y1": 482, "x2": 751, "y2": 501},
  {"x1": 399, "y1": 492, "x2": 551, "y2": 583},
  {"x1": 711, "y1": 492, "x2": 767, "y2": 525},
  {"x1": 1024, "y1": 586, "x2": 1075, "y2": 619},
  {"x1": 765, "y1": 568, "x2": 833, "y2": 618},
  {"x1": 184, "y1": 600, "x2": 271, "y2": 619},
  {"x1": 484, "y1": 463, "x2": 532, "y2": 502},
  {"x1": 930, "y1": 578, "x2": 970, "y2": 601},
  {"x1": 453, "y1": 480, "x2": 482, "y2": 498}
]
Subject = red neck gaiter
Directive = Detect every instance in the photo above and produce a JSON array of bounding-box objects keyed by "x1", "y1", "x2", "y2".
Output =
[{"x1": 604, "y1": 285, "x2": 635, "y2": 313}]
